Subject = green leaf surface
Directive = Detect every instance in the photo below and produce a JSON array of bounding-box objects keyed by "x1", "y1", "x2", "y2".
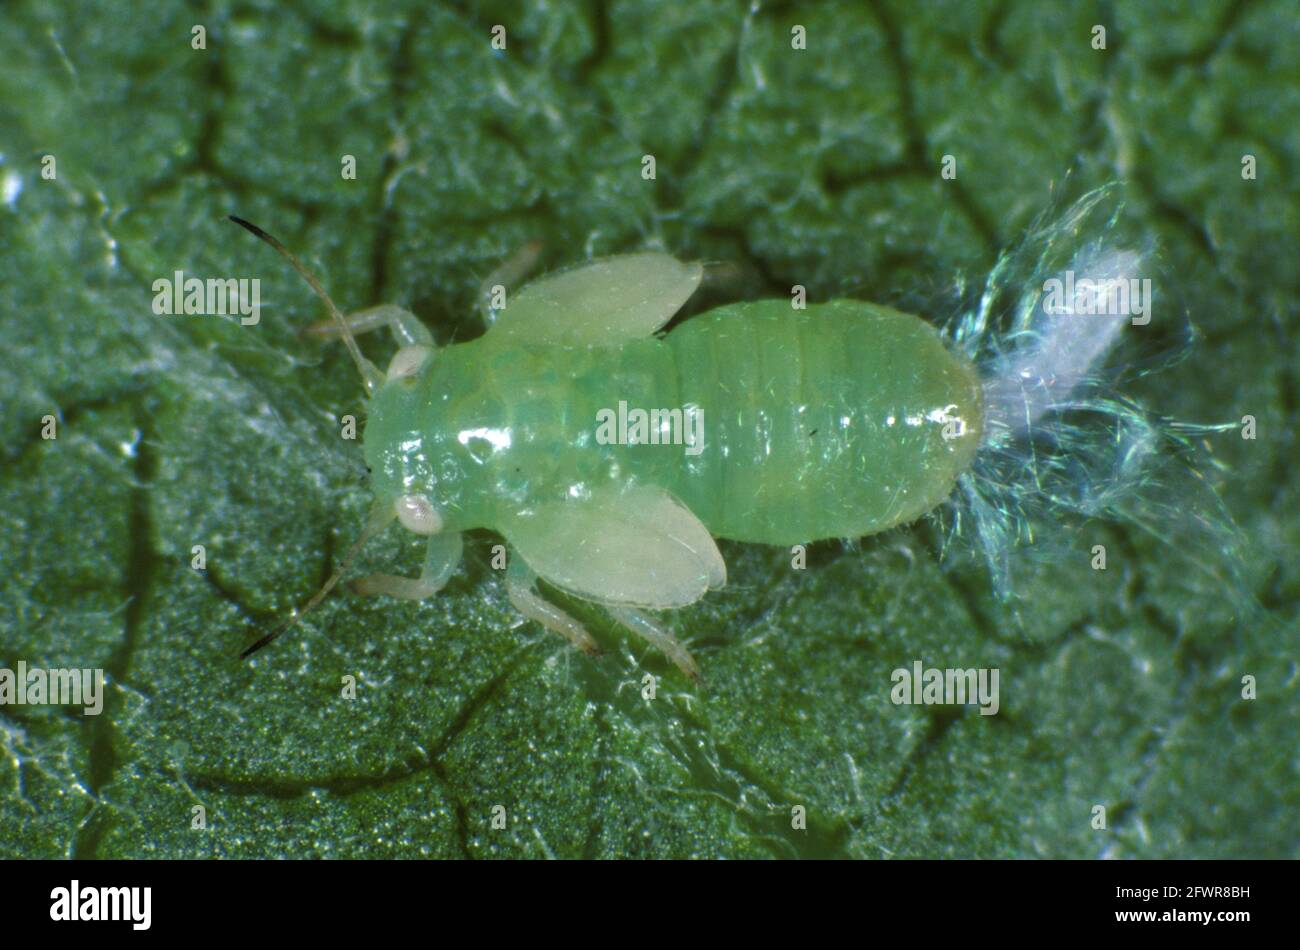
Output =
[{"x1": 0, "y1": 0, "x2": 1295, "y2": 859}]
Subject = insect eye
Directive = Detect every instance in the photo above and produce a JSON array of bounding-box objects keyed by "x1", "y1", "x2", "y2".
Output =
[
  {"x1": 387, "y1": 344, "x2": 433, "y2": 382},
  {"x1": 394, "y1": 493, "x2": 443, "y2": 535}
]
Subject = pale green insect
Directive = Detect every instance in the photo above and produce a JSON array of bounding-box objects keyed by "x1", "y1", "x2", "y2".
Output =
[{"x1": 231, "y1": 218, "x2": 984, "y2": 678}]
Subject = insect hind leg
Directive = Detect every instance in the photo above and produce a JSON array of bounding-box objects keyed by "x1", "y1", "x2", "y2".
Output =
[{"x1": 606, "y1": 606, "x2": 700, "y2": 681}]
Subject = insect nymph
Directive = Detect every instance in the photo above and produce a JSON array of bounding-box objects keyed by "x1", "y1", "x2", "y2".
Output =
[{"x1": 231, "y1": 217, "x2": 985, "y2": 677}]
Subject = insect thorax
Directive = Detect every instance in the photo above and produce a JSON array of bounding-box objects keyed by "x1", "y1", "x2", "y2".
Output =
[{"x1": 362, "y1": 336, "x2": 682, "y2": 533}]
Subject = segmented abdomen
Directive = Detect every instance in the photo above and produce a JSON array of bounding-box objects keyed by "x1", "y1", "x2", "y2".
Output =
[{"x1": 664, "y1": 300, "x2": 982, "y2": 545}]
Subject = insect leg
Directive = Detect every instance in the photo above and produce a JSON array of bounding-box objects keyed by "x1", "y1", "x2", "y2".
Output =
[
  {"x1": 503, "y1": 555, "x2": 601, "y2": 656},
  {"x1": 477, "y1": 240, "x2": 545, "y2": 327},
  {"x1": 350, "y1": 531, "x2": 462, "y2": 600},
  {"x1": 605, "y1": 606, "x2": 700, "y2": 681},
  {"x1": 304, "y1": 304, "x2": 433, "y2": 347}
]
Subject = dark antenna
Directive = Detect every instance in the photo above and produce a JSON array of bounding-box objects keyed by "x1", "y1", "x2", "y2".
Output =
[
  {"x1": 240, "y1": 505, "x2": 394, "y2": 659},
  {"x1": 228, "y1": 215, "x2": 383, "y2": 394}
]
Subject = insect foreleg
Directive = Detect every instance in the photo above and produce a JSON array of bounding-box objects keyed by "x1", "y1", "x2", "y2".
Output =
[
  {"x1": 605, "y1": 606, "x2": 700, "y2": 681},
  {"x1": 503, "y1": 556, "x2": 601, "y2": 656},
  {"x1": 304, "y1": 304, "x2": 433, "y2": 348},
  {"x1": 351, "y1": 531, "x2": 462, "y2": 600}
]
